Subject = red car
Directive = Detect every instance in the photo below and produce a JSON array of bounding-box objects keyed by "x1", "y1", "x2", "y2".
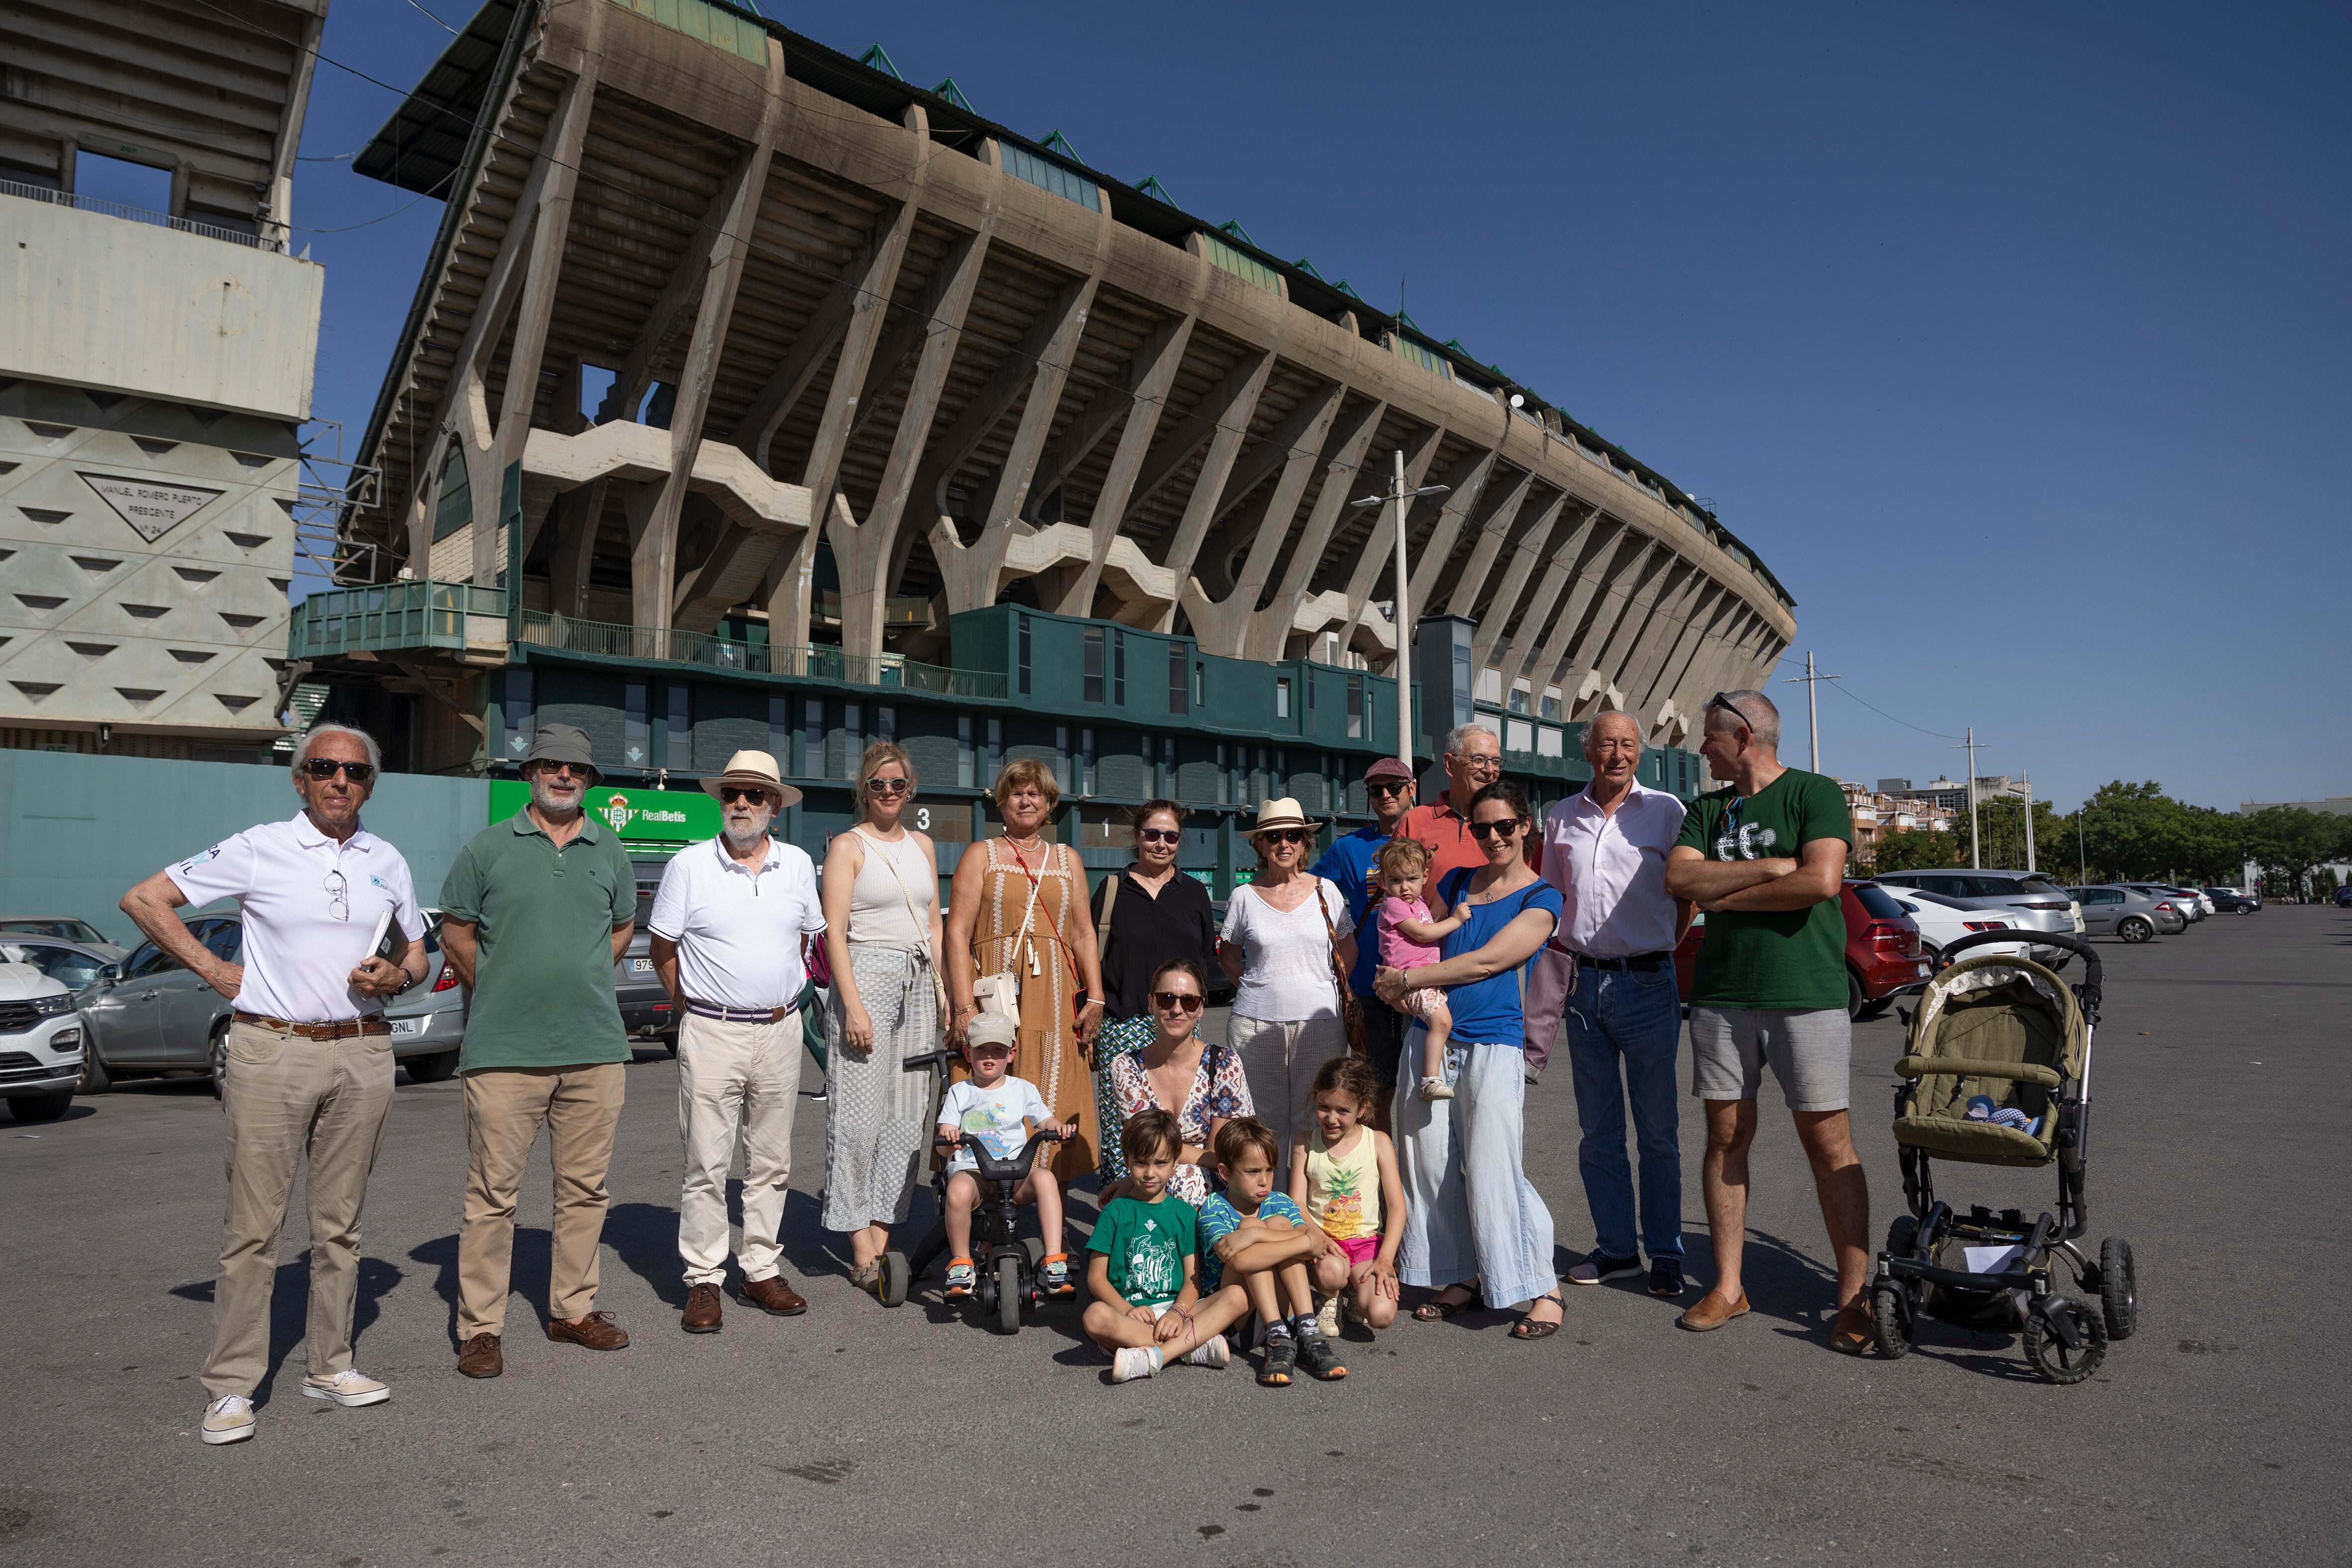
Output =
[{"x1": 1675, "y1": 879, "x2": 1930, "y2": 1020}]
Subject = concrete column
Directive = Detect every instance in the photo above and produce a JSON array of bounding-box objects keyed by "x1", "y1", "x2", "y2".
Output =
[
  {"x1": 1509, "y1": 517, "x2": 1627, "y2": 694},
  {"x1": 1251, "y1": 397, "x2": 1389, "y2": 660},
  {"x1": 1182, "y1": 382, "x2": 1347, "y2": 657},
  {"x1": 1468, "y1": 491, "x2": 1574, "y2": 676},
  {"x1": 1403, "y1": 448, "x2": 1496, "y2": 609},
  {"x1": 1055, "y1": 305, "x2": 1201, "y2": 617},
  {"x1": 1439, "y1": 466, "x2": 1536, "y2": 620},
  {"x1": 1152, "y1": 352, "x2": 1277, "y2": 630}
]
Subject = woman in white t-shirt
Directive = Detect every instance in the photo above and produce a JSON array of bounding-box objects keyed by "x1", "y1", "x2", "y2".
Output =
[{"x1": 1218, "y1": 797, "x2": 1357, "y2": 1155}]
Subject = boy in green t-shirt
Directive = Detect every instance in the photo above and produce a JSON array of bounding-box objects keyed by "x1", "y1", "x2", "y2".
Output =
[
  {"x1": 1082, "y1": 1110, "x2": 1250, "y2": 1383},
  {"x1": 1664, "y1": 690, "x2": 1874, "y2": 1357}
]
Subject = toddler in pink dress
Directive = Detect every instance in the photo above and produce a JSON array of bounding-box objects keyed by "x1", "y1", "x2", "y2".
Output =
[{"x1": 1373, "y1": 837, "x2": 1468, "y2": 1101}]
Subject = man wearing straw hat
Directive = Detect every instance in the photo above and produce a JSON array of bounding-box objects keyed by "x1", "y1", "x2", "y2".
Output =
[
  {"x1": 439, "y1": 723, "x2": 638, "y2": 1378},
  {"x1": 647, "y1": 750, "x2": 823, "y2": 1334}
]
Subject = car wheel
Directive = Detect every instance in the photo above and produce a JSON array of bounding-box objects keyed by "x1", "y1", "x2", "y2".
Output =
[
  {"x1": 2117, "y1": 917, "x2": 2152, "y2": 944},
  {"x1": 1846, "y1": 971, "x2": 1865, "y2": 1020},
  {"x1": 7, "y1": 1089, "x2": 73, "y2": 1123},
  {"x1": 404, "y1": 1048, "x2": 460, "y2": 1084},
  {"x1": 208, "y1": 1022, "x2": 230, "y2": 1101},
  {"x1": 79, "y1": 1042, "x2": 113, "y2": 1095}
]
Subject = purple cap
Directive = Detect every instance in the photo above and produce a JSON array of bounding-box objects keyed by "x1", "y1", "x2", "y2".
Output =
[{"x1": 1363, "y1": 756, "x2": 1416, "y2": 783}]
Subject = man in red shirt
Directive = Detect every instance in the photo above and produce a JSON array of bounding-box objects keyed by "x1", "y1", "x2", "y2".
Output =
[{"x1": 1398, "y1": 722, "x2": 1510, "y2": 883}]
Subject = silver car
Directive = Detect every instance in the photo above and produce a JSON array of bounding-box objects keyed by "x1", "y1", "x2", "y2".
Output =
[
  {"x1": 383, "y1": 912, "x2": 467, "y2": 1083},
  {"x1": 2122, "y1": 883, "x2": 2206, "y2": 923},
  {"x1": 2067, "y1": 885, "x2": 2187, "y2": 943},
  {"x1": 1871, "y1": 869, "x2": 2084, "y2": 963}
]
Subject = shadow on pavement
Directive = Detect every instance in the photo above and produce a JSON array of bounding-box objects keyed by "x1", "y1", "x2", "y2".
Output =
[
  {"x1": 168, "y1": 1253, "x2": 403, "y2": 1403},
  {"x1": 408, "y1": 1228, "x2": 552, "y2": 1346}
]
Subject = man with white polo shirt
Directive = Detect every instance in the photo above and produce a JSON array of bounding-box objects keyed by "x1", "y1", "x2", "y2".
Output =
[
  {"x1": 649, "y1": 749, "x2": 824, "y2": 1333},
  {"x1": 120, "y1": 723, "x2": 428, "y2": 1447}
]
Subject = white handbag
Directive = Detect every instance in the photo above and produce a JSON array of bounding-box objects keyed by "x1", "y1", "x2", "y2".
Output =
[{"x1": 972, "y1": 841, "x2": 1045, "y2": 1024}]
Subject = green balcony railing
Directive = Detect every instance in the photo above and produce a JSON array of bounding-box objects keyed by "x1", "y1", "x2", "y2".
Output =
[
  {"x1": 515, "y1": 610, "x2": 1008, "y2": 699},
  {"x1": 288, "y1": 580, "x2": 508, "y2": 659}
]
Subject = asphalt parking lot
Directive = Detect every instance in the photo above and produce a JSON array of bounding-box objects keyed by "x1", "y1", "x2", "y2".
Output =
[{"x1": 0, "y1": 907, "x2": 2344, "y2": 1566}]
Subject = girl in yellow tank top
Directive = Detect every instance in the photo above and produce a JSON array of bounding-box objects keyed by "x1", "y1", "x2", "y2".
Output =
[{"x1": 1290, "y1": 1057, "x2": 1408, "y2": 1331}]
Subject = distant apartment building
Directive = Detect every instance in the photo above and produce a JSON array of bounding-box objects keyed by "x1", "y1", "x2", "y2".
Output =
[
  {"x1": 2239, "y1": 796, "x2": 2352, "y2": 818},
  {"x1": 1844, "y1": 780, "x2": 1957, "y2": 866},
  {"x1": 1880, "y1": 775, "x2": 2025, "y2": 814},
  {"x1": 0, "y1": 0, "x2": 327, "y2": 762}
]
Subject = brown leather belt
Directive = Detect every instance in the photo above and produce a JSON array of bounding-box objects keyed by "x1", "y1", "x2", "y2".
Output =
[
  {"x1": 233, "y1": 1010, "x2": 391, "y2": 1040},
  {"x1": 682, "y1": 998, "x2": 797, "y2": 1024}
]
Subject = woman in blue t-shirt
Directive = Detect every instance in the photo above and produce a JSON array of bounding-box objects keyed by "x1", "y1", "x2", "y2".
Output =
[{"x1": 1374, "y1": 780, "x2": 1566, "y2": 1340}]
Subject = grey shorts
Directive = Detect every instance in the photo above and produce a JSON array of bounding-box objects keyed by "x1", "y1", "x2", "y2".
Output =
[{"x1": 1688, "y1": 1006, "x2": 1852, "y2": 1112}]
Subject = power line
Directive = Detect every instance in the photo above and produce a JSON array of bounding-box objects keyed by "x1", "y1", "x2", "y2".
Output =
[{"x1": 1826, "y1": 677, "x2": 1966, "y2": 741}]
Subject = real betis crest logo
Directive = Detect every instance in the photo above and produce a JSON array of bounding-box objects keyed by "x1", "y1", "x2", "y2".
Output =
[{"x1": 600, "y1": 792, "x2": 691, "y2": 836}]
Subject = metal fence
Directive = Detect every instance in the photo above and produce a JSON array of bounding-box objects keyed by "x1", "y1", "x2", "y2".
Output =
[
  {"x1": 0, "y1": 179, "x2": 286, "y2": 253},
  {"x1": 515, "y1": 610, "x2": 1007, "y2": 698}
]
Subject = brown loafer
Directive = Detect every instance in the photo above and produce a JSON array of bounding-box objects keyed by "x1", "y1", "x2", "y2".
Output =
[
  {"x1": 1829, "y1": 1299, "x2": 1875, "y2": 1356},
  {"x1": 682, "y1": 1282, "x2": 723, "y2": 1334},
  {"x1": 1677, "y1": 1289, "x2": 1751, "y2": 1332},
  {"x1": 456, "y1": 1332, "x2": 503, "y2": 1379},
  {"x1": 547, "y1": 1310, "x2": 629, "y2": 1350},
  {"x1": 739, "y1": 1275, "x2": 808, "y2": 1317}
]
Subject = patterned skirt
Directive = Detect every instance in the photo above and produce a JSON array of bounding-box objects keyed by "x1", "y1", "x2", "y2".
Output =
[
  {"x1": 1091, "y1": 1013, "x2": 1159, "y2": 1182},
  {"x1": 822, "y1": 944, "x2": 938, "y2": 1232}
]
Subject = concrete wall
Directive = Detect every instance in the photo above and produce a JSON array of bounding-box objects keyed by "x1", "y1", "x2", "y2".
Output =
[
  {"x1": 0, "y1": 199, "x2": 323, "y2": 421},
  {"x1": 0, "y1": 751, "x2": 487, "y2": 947}
]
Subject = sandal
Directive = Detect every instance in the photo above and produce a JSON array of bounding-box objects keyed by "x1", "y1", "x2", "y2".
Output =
[
  {"x1": 1412, "y1": 1281, "x2": 1481, "y2": 1323},
  {"x1": 848, "y1": 1260, "x2": 883, "y2": 1295},
  {"x1": 1511, "y1": 1291, "x2": 1566, "y2": 1341}
]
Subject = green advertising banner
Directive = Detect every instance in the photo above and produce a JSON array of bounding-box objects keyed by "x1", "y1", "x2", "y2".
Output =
[{"x1": 486, "y1": 781, "x2": 719, "y2": 846}]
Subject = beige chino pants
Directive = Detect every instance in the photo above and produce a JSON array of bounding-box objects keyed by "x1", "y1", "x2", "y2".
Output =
[
  {"x1": 676, "y1": 1010, "x2": 802, "y2": 1286},
  {"x1": 457, "y1": 1063, "x2": 625, "y2": 1338},
  {"x1": 201, "y1": 1019, "x2": 395, "y2": 1400}
]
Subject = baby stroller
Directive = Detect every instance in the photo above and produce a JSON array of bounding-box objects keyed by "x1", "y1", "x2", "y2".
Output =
[
  {"x1": 875, "y1": 1045, "x2": 1065, "y2": 1335},
  {"x1": 1871, "y1": 931, "x2": 2139, "y2": 1383}
]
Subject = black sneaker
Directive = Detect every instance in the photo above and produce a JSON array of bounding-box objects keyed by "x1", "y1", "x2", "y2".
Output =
[
  {"x1": 1566, "y1": 1253, "x2": 1642, "y2": 1286},
  {"x1": 1294, "y1": 1333, "x2": 1348, "y2": 1381},
  {"x1": 1648, "y1": 1258, "x2": 1686, "y2": 1298},
  {"x1": 1258, "y1": 1333, "x2": 1296, "y2": 1387}
]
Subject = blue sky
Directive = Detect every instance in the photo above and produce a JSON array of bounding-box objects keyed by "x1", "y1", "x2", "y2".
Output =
[{"x1": 272, "y1": 0, "x2": 2349, "y2": 812}]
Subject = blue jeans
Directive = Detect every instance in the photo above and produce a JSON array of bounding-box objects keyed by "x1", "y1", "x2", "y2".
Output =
[
  {"x1": 1395, "y1": 1028, "x2": 1557, "y2": 1310},
  {"x1": 1563, "y1": 964, "x2": 1683, "y2": 1261}
]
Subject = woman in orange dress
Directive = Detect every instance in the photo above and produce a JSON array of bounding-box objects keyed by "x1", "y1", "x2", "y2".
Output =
[{"x1": 943, "y1": 758, "x2": 1105, "y2": 1181}]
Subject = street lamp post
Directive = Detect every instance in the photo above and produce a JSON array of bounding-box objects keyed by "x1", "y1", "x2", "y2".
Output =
[{"x1": 1352, "y1": 452, "x2": 1449, "y2": 773}]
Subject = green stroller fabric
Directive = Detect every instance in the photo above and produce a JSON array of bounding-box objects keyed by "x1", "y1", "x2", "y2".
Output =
[{"x1": 1893, "y1": 955, "x2": 2084, "y2": 1169}]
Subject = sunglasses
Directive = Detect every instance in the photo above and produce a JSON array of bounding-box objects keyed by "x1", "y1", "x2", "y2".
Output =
[
  {"x1": 865, "y1": 777, "x2": 911, "y2": 796},
  {"x1": 1467, "y1": 816, "x2": 1526, "y2": 841},
  {"x1": 1707, "y1": 692, "x2": 1760, "y2": 735},
  {"x1": 1258, "y1": 829, "x2": 1308, "y2": 846},
  {"x1": 1137, "y1": 827, "x2": 1181, "y2": 845},
  {"x1": 1367, "y1": 780, "x2": 1411, "y2": 797},
  {"x1": 531, "y1": 761, "x2": 594, "y2": 780},
  {"x1": 719, "y1": 785, "x2": 773, "y2": 805},
  {"x1": 301, "y1": 758, "x2": 374, "y2": 783},
  {"x1": 1151, "y1": 991, "x2": 1204, "y2": 1013}
]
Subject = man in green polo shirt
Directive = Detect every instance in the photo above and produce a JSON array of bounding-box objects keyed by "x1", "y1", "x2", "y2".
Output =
[
  {"x1": 438, "y1": 724, "x2": 636, "y2": 1378},
  {"x1": 1664, "y1": 689, "x2": 1873, "y2": 1356}
]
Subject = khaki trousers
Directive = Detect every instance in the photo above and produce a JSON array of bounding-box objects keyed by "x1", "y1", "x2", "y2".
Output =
[
  {"x1": 676, "y1": 1010, "x2": 802, "y2": 1286},
  {"x1": 458, "y1": 1063, "x2": 625, "y2": 1338},
  {"x1": 201, "y1": 1019, "x2": 394, "y2": 1399}
]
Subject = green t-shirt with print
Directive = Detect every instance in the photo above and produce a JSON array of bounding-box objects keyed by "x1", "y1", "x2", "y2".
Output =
[
  {"x1": 1088, "y1": 1194, "x2": 1196, "y2": 1308},
  {"x1": 1675, "y1": 767, "x2": 1854, "y2": 1012}
]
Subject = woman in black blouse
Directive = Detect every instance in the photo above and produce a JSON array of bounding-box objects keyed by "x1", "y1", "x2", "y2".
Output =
[{"x1": 1088, "y1": 799, "x2": 1220, "y2": 1180}]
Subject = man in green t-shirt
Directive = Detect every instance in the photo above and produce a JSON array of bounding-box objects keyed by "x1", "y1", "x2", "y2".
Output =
[
  {"x1": 1664, "y1": 690, "x2": 1873, "y2": 1355},
  {"x1": 438, "y1": 724, "x2": 637, "y2": 1379}
]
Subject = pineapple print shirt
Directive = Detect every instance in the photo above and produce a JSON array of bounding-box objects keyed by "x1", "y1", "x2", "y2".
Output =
[{"x1": 1305, "y1": 1125, "x2": 1382, "y2": 1241}]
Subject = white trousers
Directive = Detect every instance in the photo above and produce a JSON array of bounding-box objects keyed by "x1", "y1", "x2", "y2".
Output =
[
  {"x1": 677, "y1": 1010, "x2": 803, "y2": 1286},
  {"x1": 1229, "y1": 1013, "x2": 1348, "y2": 1157}
]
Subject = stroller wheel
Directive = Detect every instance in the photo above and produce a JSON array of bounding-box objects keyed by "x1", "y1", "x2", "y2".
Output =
[
  {"x1": 1869, "y1": 1279, "x2": 1914, "y2": 1360},
  {"x1": 1885, "y1": 1215, "x2": 1921, "y2": 1259},
  {"x1": 2022, "y1": 1294, "x2": 2108, "y2": 1384},
  {"x1": 878, "y1": 1251, "x2": 912, "y2": 1309},
  {"x1": 2097, "y1": 1237, "x2": 2139, "y2": 1341}
]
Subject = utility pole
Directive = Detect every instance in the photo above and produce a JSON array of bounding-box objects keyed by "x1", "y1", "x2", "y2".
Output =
[
  {"x1": 1781, "y1": 653, "x2": 1840, "y2": 775},
  {"x1": 1352, "y1": 452, "x2": 1449, "y2": 774},
  {"x1": 2021, "y1": 772, "x2": 2035, "y2": 872},
  {"x1": 2077, "y1": 807, "x2": 2087, "y2": 885},
  {"x1": 1956, "y1": 728, "x2": 1981, "y2": 869}
]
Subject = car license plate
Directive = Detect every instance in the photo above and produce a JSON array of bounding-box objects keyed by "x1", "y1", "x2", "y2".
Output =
[
  {"x1": 630, "y1": 958, "x2": 653, "y2": 974},
  {"x1": 387, "y1": 1016, "x2": 424, "y2": 1039}
]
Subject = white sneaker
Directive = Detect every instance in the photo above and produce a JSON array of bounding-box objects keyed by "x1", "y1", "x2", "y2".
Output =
[
  {"x1": 200, "y1": 1395, "x2": 255, "y2": 1445},
  {"x1": 302, "y1": 1368, "x2": 390, "y2": 1408},
  {"x1": 1316, "y1": 1292, "x2": 1344, "y2": 1341},
  {"x1": 1420, "y1": 1075, "x2": 1454, "y2": 1101},
  {"x1": 1181, "y1": 1333, "x2": 1230, "y2": 1369},
  {"x1": 1111, "y1": 1345, "x2": 1163, "y2": 1383}
]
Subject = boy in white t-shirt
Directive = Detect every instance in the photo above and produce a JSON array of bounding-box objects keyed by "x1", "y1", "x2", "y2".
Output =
[{"x1": 939, "y1": 1014, "x2": 1078, "y2": 1299}]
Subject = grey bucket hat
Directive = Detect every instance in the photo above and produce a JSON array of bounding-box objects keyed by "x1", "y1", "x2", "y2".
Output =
[{"x1": 522, "y1": 723, "x2": 601, "y2": 784}]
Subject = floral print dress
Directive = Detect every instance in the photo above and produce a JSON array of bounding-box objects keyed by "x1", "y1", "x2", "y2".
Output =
[{"x1": 1103, "y1": 1041, "x2": 1253, "y2": 1205}]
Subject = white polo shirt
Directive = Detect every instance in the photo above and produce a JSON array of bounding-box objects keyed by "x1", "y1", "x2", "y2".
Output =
[
  {"x1": 166, "y1": 812, "x2": 426, "y2": 1023},
  {"x1": 647, "y1": 834, "x2": 825, "y2": 1011},
  {"x1": 1537, "y1": 778, "x2": 1687, "y2": 958}
]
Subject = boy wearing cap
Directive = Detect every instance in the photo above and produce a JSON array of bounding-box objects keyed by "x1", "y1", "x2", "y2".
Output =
[
  {"x1": 936, "y1": 1012, "x2": 1078, "y2": 1298},
  {"x1": 647, "y1": 750, "x2": 824, "y2": 1333},
  {"x1": 439, "y1": 723, "x2": 638, "y2": 1378}
]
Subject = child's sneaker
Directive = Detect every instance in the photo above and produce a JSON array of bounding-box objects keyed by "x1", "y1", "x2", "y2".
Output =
[
  {"x1": 1180, "y1": 1333, "x2": 1230, "y2": 1370},
  {"x1": 1258, "y1": 1331, "x2": 1296, "y2": 1386},
  {"x1": 1315, "y1": 1292, "x2": 1344, "y2": 1341},
  {"x1": 943, "y1": 1258, "x2": 975, "y2": 1300},
  {"x1": 1420, "y1": 1074, "x2": 1454, "y2": 1102},
  {"x1": 1111, "y1": 1345, "x2": 1163, "y2": 1383},
  {"x1": 1295, "y1": 1331, "x2": 1349, "y2": 1381},
  {"x1": 1040, "y1": 1252, "x2": 1075, "y2": 1298}
]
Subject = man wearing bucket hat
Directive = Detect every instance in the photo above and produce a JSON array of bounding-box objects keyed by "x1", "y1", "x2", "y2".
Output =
[
  {"x1": 1312, "y1": 757, "x2": 1417, "y2": 1102},
  {"x1": 439, "y1": 723, "x2": 638, "y2": 1378},
  {"x1": 1218, "y1": 797, "x2": 1358, "y2": 1154},
  {"x1": 647, "y1": 751, "x2": 823, "y2": 1333}
]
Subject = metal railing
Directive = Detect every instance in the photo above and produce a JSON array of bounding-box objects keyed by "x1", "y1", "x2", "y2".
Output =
[
  {"x1": 288, "y1": 580, "x2": 508, "y2": 659},
  {"x1": 0, "y1": 179, "x2": 287, "y2": 253},
  {"x1": 516, "y1": 610, "x2": 1008, "y2": 698}
]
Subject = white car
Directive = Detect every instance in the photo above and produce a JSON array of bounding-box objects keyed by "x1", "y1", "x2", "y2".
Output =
[
  {"x1": 0, "y1": 952, "x2": 86, "y2": 1123},
  {"x1": 1882, "y1": 888, "x2": 2034, "y2": 965}
]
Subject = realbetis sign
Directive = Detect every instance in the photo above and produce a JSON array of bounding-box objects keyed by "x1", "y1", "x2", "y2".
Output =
[{"x1": 487, "y1": 781, "x2": 719, "y2": 844}]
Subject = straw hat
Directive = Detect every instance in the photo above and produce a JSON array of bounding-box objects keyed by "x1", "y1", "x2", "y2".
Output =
[
  {"x1": 1243, "y1": 796, "x2": 1320, "y2": 838},
  {"x1": 700, "y1": 749, "x2": 805, "y2": 808}
]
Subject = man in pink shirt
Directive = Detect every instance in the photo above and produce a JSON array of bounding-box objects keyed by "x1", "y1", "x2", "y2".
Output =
[{"x1": 1532, "y1": 710, "x2": 1693, "y2": 1299}]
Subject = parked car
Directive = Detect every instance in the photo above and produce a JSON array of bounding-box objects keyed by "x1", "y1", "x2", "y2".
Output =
[
  {"x1": 1675, "y1": 880, "x2": 1929, "y2": 1020},
  {"x1": 0, "y1": 917, "x2": 128, "y2": 964},
  {"x1": 1870, "y1": 869, "x2": 2083, "y2": 961},
  {"x1": 0, "y1": 953, "x2": 88, "y2": 1123},
  {"x1": 2335, "y1": 885, "x2": 2352, "y2": 908},
  {"x1": 2120, "y1": 883, "x2": 2204, "y2": 924},
  {"x1": 2067, "y1": 885, "x2": 2187, "y2": 942},
  {"x1": 0, "y1": 936, "x2": 122, "y2": 1000},
  {"x1": 617, "y1": 879, "x2": 677, "y2": 1047},
  {"x1": 1879, "y1": 887, "x2": 2033, "y2": 964},
  {"x1": 2204, "y1": 887, "x2": 2261, "y2": 913},
  {"x1": 383, "y1": 911, "x2": 467, "y2": 1083}
]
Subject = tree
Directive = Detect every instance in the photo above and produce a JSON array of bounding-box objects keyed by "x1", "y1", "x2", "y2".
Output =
[
  {"x1": 1873, "y1": 827, "x2": 1963, "y2": 873},
  {"x1": 2240, "y1": 806, "x2": 2351, "y2": 898}
]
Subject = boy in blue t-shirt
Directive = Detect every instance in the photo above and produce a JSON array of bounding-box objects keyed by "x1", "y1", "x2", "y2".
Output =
[
  {"x1": 1198, "y1": 1117, "x2": 1347, "y2": 1387},
  {"x1": 1083, "y1": 1109, "x2": 1251, "y2": 1383}
]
